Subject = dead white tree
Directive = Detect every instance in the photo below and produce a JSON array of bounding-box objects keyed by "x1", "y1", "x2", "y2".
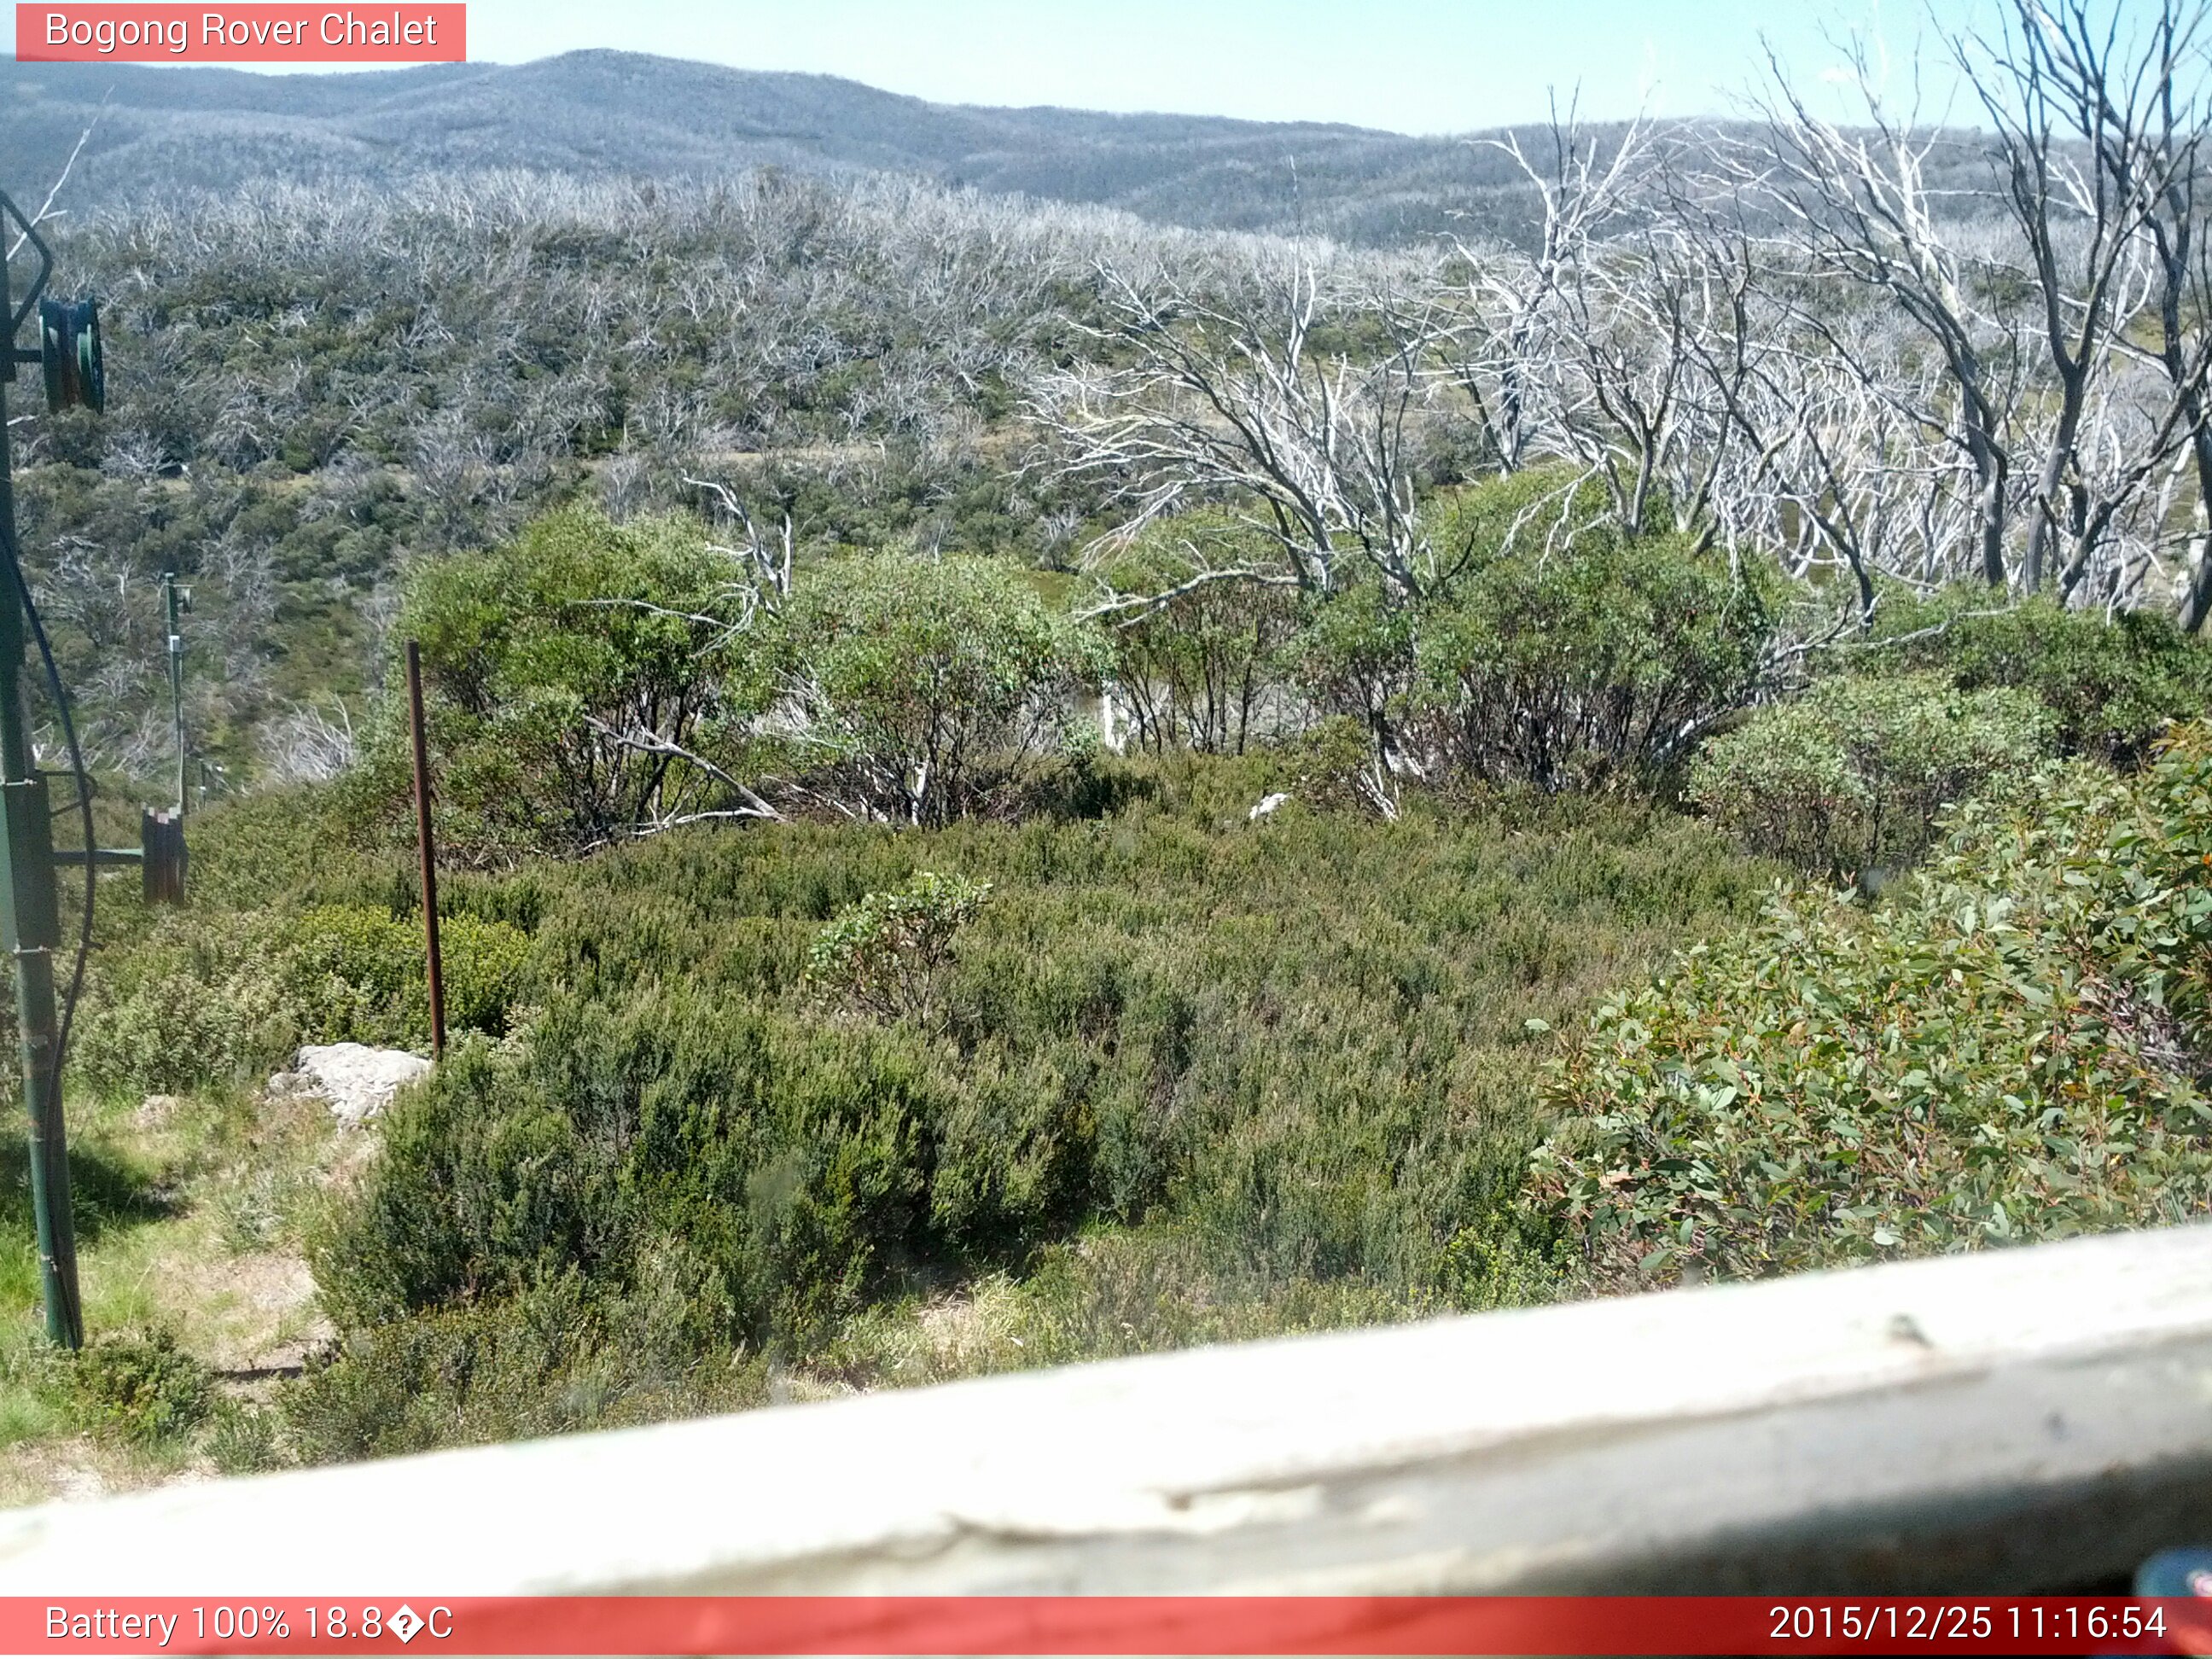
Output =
[
  {"x1": 1957, "y1": 2, "x2": 2197, "y2": 597},
  {"x1": 684, "y1": 474, "x2": 795, "y2": 631},
  {"x1": 1542, "y1": 211, "x2": 1761, "y2": 544},
  {"x1": 1033, "y1": 249, "x2": 1447, "y2": 601},
  {"x1": 260, "y1": 701, "x2": 358, "y2": 785},
  {"x1": 2004, "y1": 0, "x2": 2212, "y2": 628},
  {"x1": 1447, "y1": 102, "x2": 1652, "y2": 476},
  {"x1": 5, "y1": 112, "x2": 100, "y2": 259},
  {"x1": 1743, "y1": 37, "x2": 2023, "y2": 589}
]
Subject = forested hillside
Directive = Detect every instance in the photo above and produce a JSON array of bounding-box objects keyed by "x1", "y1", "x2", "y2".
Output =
[
  {"x1": 0, "y1": 9, "x2": 2209, "y2": 1501},
  {"x1": 0, "y1": 51, "x2": 1659, "y2": 245}
]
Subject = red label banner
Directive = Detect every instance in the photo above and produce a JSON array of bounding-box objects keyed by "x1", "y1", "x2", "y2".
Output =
[
  {"x1": 2, "y1": 1597, "x2": 2210, "y2": 1656},
  {"x1": 16, "y1": 5, "x2": 464, "y2": 61}
]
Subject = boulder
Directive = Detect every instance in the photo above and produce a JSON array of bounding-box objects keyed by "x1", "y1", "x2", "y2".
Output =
[{"x1": 289, "y1": 1043, "x2": 434, "y2": 1127}]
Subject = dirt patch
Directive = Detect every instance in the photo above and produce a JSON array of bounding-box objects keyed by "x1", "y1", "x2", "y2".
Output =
[
  {"x1": 0, "y1": 1435, "x2": 206, "y2": 1508},
  {"x1": 317, "y1": 1126, "x2": 382, "y2": 1194},
  {"x1": 160, "y1": 1247, "x2": 331, "y2": 1374}
]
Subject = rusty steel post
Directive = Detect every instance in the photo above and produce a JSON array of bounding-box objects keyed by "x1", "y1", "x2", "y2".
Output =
[{"x1": 405, "y1": 640, "x2": 445, "y2": 1060}]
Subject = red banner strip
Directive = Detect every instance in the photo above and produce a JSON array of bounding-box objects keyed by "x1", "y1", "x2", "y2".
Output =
[
  {"x1": 4, "y1": 1597, "x2": 2211, "y2": 1656},
  {"x1": 15, "y1": 5, "x2": 465, "y2": 62}
]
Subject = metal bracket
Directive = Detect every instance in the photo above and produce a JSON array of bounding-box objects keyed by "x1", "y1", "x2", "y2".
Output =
[
  {"x1": 52, "y1": 847, "x2": 140, "y2": 868},
  {"x1": 0, "y1": 195, "x2": 52, "y2": 335},
  {"x1": 0, "y1": 777, "x2": 58, "y2": 951},
  {"x1": 50, "y1": 811, "x2": 184, "y2": 906}
]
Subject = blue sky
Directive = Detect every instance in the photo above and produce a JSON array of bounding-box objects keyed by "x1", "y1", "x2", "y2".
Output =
[
  {"x1": 10, "y1": 1, "x2": 2020, "y2": 132},
  {"x1": 457, "y1": 0, "x2": 2001, "y2": 132}
]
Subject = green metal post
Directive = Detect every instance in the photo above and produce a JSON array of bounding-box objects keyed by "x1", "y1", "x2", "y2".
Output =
[
  {"x1": 165, "y1": 572, "x2": 184, "y2": 818},
  {"x1": 0, "y1": 232, "x2": 79, "y2": 1348},
  {"x1": 0, "y1": 352, "x2": 80, "y2": 1350}
]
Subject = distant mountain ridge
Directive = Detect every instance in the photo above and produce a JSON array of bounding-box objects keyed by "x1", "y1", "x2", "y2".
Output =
[{"x1": 0, "y1": 49, "x2": 1621, "y2": 245}]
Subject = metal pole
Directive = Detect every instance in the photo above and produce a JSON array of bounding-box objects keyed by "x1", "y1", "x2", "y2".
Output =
[
  {"x1": 405, "y1": 641, "x2": 445, "y2": 1061},
  {"x1": 164, "y1": 572, "x2": 184, "y2": 818},
  {"x1": 0, "y1": 250, "x2": 79, "y2": 1348}
]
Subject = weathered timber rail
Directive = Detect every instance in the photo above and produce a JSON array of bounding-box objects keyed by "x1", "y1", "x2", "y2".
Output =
[{"x1": 1, "y1": 1223, "x2": 2209, "y2": 1594}]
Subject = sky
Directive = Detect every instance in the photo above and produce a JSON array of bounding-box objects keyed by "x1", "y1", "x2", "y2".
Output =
[
  {"x1": 450, "y1": 0, "x2": 2003, "y2": 132},
  {"x1": 8, "y1": 0, "x2": 2017, "y2": 132}
]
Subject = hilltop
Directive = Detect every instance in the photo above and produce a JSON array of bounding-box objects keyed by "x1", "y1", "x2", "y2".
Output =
[{"x1": 0, "y1": 49, "x2": 1633, "y2": 245}]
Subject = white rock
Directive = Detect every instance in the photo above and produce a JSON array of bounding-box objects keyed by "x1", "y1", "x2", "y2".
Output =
[
  {"x1": 292, "y1": 1043, "x2": 434, "y2": 1127},
  {"x1": 1248, "y1": 791, "x2": 1290, "y2": 822}
]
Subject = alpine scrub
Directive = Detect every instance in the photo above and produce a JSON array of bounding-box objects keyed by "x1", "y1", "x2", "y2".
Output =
[{"x1": 1530, "y1": 726, "x2": 2212, "y2": 1292}]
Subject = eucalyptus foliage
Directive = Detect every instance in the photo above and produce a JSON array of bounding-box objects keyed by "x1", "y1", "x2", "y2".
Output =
[
  {"x1": 1860, "y1": 590, "x2": 2212, "y2": 767},
  {"x1": 807, "y1": 870, "x2": 992, "y2": 1027},
  {"x1": 1533, "y1": 725, "x2": 2212, "y2": 1291},
  {"x1": 765, "y1": 554, "x2": 1113, "y2": 826},
  {"x1": 1408, "y1": 519, "x2": 1777, "y2": 791},
  {"x1": 381, "y1": 506, "x2": 755, "y2": 860}
]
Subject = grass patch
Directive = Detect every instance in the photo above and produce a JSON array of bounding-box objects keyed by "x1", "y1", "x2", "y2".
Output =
[{"x1": 0, "y1": 1069, "x2": 346, "y2": 1502}]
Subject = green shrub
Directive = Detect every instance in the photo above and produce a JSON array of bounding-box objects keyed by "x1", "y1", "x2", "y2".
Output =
[
  {"x1": 764, "y1": 553, "x2": 1112, "y2": 826},
  {"x1": 311, "y1": 777, "x2": 1775, "y2": 1404},
  {"x1": 1690, "y1": 673, "x2": 2054, "y2": 881},
  {"x1": 1403, "y1": 474, "x2": 1778, "y2": 792},
  {"x1": 1860, "y1": 589, "x2": 2212, "y2": 766},
  {"x1": 183, "y1": 785, "x2": 365, "y2": 911},
  {"x1": 77, "y1": 910, "x2": 298, "y2": 1093},
  {"x1": 72, "y1": 1330, "x2": 212, "y2": 1446},
  {"x1": 1280, "y1": 579, "x2": 1415, "y2": 754},
  {"x1": 863, "y1": 1225, "x2": 1439, "y2": 1380},
  {"x1": 1275, "y1": 715, "x2": 1400, "y2": 818},
  {"x1": 283, "y1": 905, "x2": 529, "y2": 1045},
  {"x1": 807, "y1": 870, "x2": 990, "y2": 1027},
  {"x1": 78, "y1": 901, "x2": 529, "y2": 1093},
  {"x1": 278, "y1": 1266, "x2": 760, "y2": 1465},
  {"x1": 2098, "y1": 719, "x2": 2212, "y2": 1029},
  {"x1": 1098, "y1": 515, "x2": 1301, "y2": 754},
  {"x1": 374, "y1": 506, "x2": 760, "y2": 861},
  {"x1": 1531, "y1": 726, "x2": 2212, "y2": 1292}
]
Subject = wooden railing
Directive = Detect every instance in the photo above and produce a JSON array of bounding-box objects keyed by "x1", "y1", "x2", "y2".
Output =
[{"x1": 1, "y1": 1223, "x2": 2209, "y2": 1594}]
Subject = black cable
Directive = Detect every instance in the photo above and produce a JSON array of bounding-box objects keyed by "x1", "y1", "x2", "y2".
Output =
[{"x1": 6, "y1": 556, "x2": 93, "y2": 1091}]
